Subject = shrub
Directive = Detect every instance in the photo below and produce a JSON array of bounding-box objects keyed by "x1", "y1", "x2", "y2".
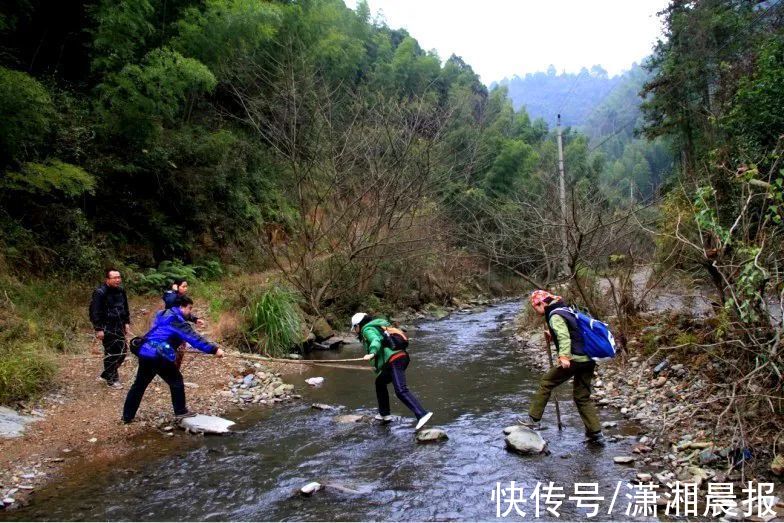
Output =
[
  {"x1": 0, "y1": 344, "x2": 56, "y2": 404},
  {"x1": 243, "y1": 285, "x2": 303, "y2": 357}
]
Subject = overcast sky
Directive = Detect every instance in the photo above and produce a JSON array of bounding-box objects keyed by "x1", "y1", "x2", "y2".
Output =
[{"x1": 343, "y1": 0, "x2": 670, "y2": 84}]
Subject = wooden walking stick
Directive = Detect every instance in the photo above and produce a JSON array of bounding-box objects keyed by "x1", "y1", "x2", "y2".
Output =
[{"x1": 545, "y1": 335, "x2": 564, "y2": 431}]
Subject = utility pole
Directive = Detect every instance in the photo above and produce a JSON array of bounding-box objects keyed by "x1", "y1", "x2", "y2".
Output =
[{"x1": 556, "y1": 114, "x2": 570, "y2": 277}]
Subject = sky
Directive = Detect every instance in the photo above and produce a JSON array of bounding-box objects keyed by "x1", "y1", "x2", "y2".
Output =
[{"x1": 343, "y1": 0, "x2": 670, "y2": 84}]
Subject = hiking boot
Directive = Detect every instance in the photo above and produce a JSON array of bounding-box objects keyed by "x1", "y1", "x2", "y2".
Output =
[
  {"x1": 174, "y1": 412, "x2": 197, "y2": 421},
  {"x1": 415, "y1": 412, "x2": 433, "y2": 431},
  {"x1": 517, "y1": 417, "x2": 542, "y2": 431},
  {"x1": 108, "y1": 380, "x2": 124, "y2": 389},
  {"x1": 585, "y1": 431, "x2": 605, "y2": 444},
  {"x1": 374, "y1": 414, "x2": 394, "y2": 423}
]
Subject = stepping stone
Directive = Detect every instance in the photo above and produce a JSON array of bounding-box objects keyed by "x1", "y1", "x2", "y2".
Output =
[
  {"x1": 613, "y1": 456, "x2": 636, "y2": 464},
  {"x1": 179, "y1": 414, "x2": 235, "y2": 434},
  {"x1": 300, "y1": 482, "x2": 322, "y2": 496},
  {"x1": 416, "y1": 428, "x2": 448, "y2": 443},
  {"x1": 334, "y1": 414, "x2": 366, "y2": 424},
  {"x1": 505, "y1": 428, "x2": 547, "y2": 455}
]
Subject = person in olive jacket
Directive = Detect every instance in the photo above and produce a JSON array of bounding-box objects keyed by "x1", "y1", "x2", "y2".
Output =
[
  {"x1": 351, "y1": 312, "x2": 433, "y2": 430},
  {"x1": 89, "y1": 268, "x2": 130, "y2": 388}
]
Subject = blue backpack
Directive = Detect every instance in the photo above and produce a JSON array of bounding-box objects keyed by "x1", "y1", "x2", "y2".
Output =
[{"x1": 552, "y1": 307, "x2": 617, "y2": 362}]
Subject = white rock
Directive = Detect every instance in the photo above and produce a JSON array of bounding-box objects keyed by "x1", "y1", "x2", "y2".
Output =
[
  {"x1": 305, "y1": 377, "x2": 325, "y2": 386},
  {"x1": 636, "y1": 473, "x2": 652, "y2": 482},
  {"x1": 179, "y1": 414, "x2": 235, "y2": 434},
  {"x1": 602, "y1": 421, "x2": 618, "y2": 428},
  {"x1": 505, "y1": 428, "x2": 547, "y2": 455},
  {"x1": 416, "y1": 428, "x2": 448, "y2": 443},
  {"x1": 614, "y1": 456, "x2": 636, "y2": 464},
  {"x1": 300, "y1": 481, "x2": 322, "y2": 496}
]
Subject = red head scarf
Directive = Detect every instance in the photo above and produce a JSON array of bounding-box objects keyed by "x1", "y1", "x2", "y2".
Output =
[{"x1": 530, "y1": 289, "x2": 562, "y2": 308}]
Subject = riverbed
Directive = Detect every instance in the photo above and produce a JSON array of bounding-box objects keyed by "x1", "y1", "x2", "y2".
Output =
[{"x1": 5, "y1": 301, "x2": 643, "y2": 521}]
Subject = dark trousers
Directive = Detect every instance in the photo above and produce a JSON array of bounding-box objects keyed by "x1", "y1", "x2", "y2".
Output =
[
  {"x1": 528, "y1": 360, "x2": 602, "y2": 434},
  {"x1": 123, "y1": 356, "x2": 187, "y2": 422},
  {"x1": 101, "y1": 329, "x2": 127, "y2": 383},
  {"x1": 375, "y1": 355, "x2": 427, "y2": 419}
]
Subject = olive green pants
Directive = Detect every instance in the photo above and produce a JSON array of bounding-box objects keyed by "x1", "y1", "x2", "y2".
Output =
[{"x1": 528, "y1": 360, "x2": 602, "y2": 434}]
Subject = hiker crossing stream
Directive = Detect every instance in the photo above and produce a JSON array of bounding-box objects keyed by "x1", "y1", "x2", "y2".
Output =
[{"x1": 6, "y1": 301, "x2": 645, "y2": 521}]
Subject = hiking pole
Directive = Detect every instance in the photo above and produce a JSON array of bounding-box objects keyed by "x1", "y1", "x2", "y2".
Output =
[{"x1": 545, "y1": 336, "x2": 564, "y2": 431}]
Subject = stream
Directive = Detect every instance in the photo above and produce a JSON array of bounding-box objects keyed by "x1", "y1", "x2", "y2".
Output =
[{"x1": 6, "y1": 301, "x2": 645, "y2": 521}]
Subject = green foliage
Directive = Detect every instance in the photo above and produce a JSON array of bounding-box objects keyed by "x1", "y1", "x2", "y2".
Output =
[
  {"x1": 244, "y1": 286, "x2": 303, "y2": 357},
  {"x1": 90, "y1": 0, "x2": 155, "y2": 73},
  {"x1": 98, "y1": 48, "x2": 217, "y2": 144},
  {"x1": 2, "y1": 160, "x2": 96, "y2": 197},
  {"x1": 0, "y1": 344, "x2": 56, "y2": 404},
  {"x1": 0, "y1": 66, "x2": 54, "y2": 164},
  {"x1": 173, "y1": 0, "x2": 281, "y2": 77},
  {"x1": 725, "y1": 37, "x2": 784, "y2": 157},
  {"x1": 129, "y1": 259, "x2": 223, "y2": 294}
]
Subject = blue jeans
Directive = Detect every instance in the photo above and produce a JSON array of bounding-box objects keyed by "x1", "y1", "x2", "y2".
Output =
[{"x1": 375, "y1": 355, "x2": 427, "y2": 419}]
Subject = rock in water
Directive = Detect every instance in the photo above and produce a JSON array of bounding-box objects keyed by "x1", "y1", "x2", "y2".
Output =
[
  {"x1": 311, "y1": 403, "x2": 338, "y2": 411},
  {"x1": 300, "y1": 482, "x2": 322, "y2": 496},
  {"x1": 334, "y1": 414, "x2": 366, "y2": 424},
  {"x1": 416, "y1": 428, "x2": 448, "y2": 443},
  {"x1": 179, "y1": 414, "x2": 235, "y2": 434},
  {"x1": 613, "y1": 456, "x2": 636, "y2": 464},
  {"x1": 503, "y1": 425, "x2": 524, "y2": 435},
  {"x1": 305, "y1": 377, "x2": 325, "y2": 386},
  {"x1": 505, "y1": 428, "x2": 547, "y2": 455}
]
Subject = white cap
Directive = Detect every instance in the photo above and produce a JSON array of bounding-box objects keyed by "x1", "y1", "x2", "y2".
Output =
[{"x1": 351, "y1": 312, "x2": 367, "y2": 329}]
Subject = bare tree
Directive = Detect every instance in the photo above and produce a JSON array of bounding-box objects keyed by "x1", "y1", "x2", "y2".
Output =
[{"x1": 225, "y1": 41, "x2": 456, "y2": 313}]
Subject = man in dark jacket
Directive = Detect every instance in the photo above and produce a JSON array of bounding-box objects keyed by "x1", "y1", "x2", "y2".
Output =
[
  {"x1": 122, "y1": 296, "x2": 224, "y2": 423},
  {"x1": 89, "y1": 268, "x2": 130, "y2": 388}
]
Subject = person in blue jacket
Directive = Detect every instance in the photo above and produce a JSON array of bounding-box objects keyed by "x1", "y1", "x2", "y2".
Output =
[
  {"x1": 122, "y1": 296, "x2": 224, "y2": 423},
  {"x1": 161, "y1": 278, "x2": 204, "y2": 369}
]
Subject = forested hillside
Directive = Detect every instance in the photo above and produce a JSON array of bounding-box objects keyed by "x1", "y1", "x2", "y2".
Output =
[{"x1": 494, "y1": 65, "x2": 622, "y2": 127}]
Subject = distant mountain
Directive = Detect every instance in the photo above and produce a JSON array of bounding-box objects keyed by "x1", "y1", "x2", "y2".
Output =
[{"x1": 492, "y1": 65, "x2": 625, "y2": 128}]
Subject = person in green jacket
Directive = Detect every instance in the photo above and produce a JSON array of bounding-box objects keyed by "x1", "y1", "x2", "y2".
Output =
[
  {"x1": 522, "y1": 290, "x2": 603, "y2": 442},
  {"x1": 351, "y1": 312, "x2": 433, "y2": 430}
]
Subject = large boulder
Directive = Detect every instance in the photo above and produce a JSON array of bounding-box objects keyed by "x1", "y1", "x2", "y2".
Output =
[
  {"x1": 311, "y1": 317, "x2": 334, "y2": 341},
  {"x1": 505, "y1": 427, "x2": 547, "y2": 455}
]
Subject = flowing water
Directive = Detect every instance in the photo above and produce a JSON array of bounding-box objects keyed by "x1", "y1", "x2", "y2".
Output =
[{"x1": 7, "y1": 301, "x2": 645, "y2": 521}]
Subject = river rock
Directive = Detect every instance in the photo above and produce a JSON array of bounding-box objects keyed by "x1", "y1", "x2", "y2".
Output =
[
  {"x1": 287, "y1": 353, "x2": 303, "y2": 360},
  {"x1": 505, "y1": 428, "x2": 547, "y2": 455},
  {"x1": 416, "y1": 428, "x2": 448, "y2": 443},
  {"x1": 334, "y1": 414, "x2": 366, "y2": 424},
  {"x1": 613, "y1": 456, "x2": 636, "y2": 464},
  {"x1": 636, "y1": 473, "x2": 652, "y2": 482},
  {"x1": 311, "y1": 403, "x2": 338, "y2": 411},
  {"x1": 601, "y1": 421, "x2": 617, "y2": 429},
  {"x1": 305, "y1": 377, "x2": 324, "y2": 386},
  {"x1": 300, "y1": 481, "x2": 322, "y2": 496},
  {"x1": 179, "y1": 414, "x2": 235, "y2": 434},
  {"x1": 311, "y1": 318, "x2": 334, "y2": 341}
]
